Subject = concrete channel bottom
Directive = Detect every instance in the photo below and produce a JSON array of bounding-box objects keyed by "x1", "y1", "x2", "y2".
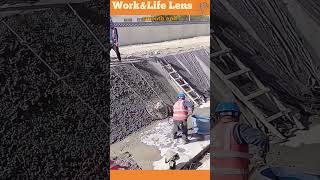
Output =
[
  {"x1": 140, "y1": 119, "x2": 210, "y2": 170},
  {"x1": 110, "y1": 106, "x2": 210, "y2": 170}
]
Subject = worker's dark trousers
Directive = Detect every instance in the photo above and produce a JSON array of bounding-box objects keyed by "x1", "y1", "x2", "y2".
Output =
[
  {"x1": 109, "y1": 43, "x2": 121, "y2": 61},
  {"x1": 172, "y1": 120, "x2": 188, "y2": 140}
]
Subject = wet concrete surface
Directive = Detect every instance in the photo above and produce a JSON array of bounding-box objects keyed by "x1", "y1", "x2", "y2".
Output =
[
  {"x1": 111, "y1": 152, "x2": 142, "y2": 170},
  {"x1": 267, "y1": 116, "x2": 320, "y2": 172},
  {"x1": 110, "y1": 106, "x2": 210, "y2": 170},
  {"x1": 110, "y1": 121, "x2": 163, "y2": 170},
  {"x1": 110, "y1": 62, "x2": 176, "y2": 144}
]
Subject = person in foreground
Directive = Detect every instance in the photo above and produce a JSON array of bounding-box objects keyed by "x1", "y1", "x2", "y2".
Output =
[{"x1": 212, "y1": 102, "x2": 269, "y2": 180}]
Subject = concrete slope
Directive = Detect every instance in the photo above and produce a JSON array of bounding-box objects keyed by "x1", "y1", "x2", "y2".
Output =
[
  {"x1": 213, "y1": 0, "x2": 320, "y2": 114},
  {"x1": 110, "y1": 61, "x2": 176, "y2": 144}
]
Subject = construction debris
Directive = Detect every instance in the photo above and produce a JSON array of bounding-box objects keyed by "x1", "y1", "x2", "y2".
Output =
[{"x1": 112, "y1": 152, "x2": 142, "y2": 170}]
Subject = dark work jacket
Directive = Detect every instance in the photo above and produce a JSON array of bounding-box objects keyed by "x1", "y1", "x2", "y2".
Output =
[{"x1": 233, "y1": 123, "x2": 269, "y2": 158}]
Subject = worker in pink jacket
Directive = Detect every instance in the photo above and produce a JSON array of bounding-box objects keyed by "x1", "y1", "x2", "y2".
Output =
[{"x1": 172, "y1": 91, "x2": 193, "y2": 144}]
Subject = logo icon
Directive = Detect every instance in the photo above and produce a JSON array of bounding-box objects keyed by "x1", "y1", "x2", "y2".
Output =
[{"x1": 199, "y1": 2, "x2": 209, "y2": 15}]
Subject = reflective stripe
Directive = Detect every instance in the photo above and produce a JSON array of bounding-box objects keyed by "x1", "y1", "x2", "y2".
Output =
[
  {"x1": 225, "y1": 123, "x2": 232, "y2": 151},
  {"x1": 213, "y1": 151, "x2": 252, "y2": 159},
  {"x1": 212, "y1": 121, "x2": 250, "y2": 177},
  {"x1": 213, "y1": 168, "x2": 249, "y2": 175},
  {"x1": 173, "y1": 100, "x2": 188, "y2": 120},
  {"x1": 213, "y1": 123, "x2": 250, "y2": 158},
  {"x1": 110, "y1": 161, "x2": 120, "y2": 170},
  {"x1": 173, "y1": 114, "x2": 187, "y2": 116},
  {"x1": 173, "y1": 114, "x2": 188, "y2": 117},
  {"x1": 174, "y1": 110, "x2": 189, "y2": 112}
]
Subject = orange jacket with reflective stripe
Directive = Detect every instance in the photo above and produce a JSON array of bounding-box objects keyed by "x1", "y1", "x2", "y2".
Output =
[
  {"x1": 212, "y1": 119, "x2": 251, "y2": 180},
  {"x1": 110, "y1": 160, "x2": 120, "y2": 170},
  {"x1": 172, "y1": 99, "x2": 189, "y2": 121}
]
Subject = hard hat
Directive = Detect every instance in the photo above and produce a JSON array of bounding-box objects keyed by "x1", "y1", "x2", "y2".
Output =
[
  {"x1": 215, "y1": 102, "x2": 240, "y2": 113},
  {"x1": 177, "y1": 91, "x2": 185, "y2": 98}
]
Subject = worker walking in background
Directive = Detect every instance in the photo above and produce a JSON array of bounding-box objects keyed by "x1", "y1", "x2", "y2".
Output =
[
  {"x1": 109, "y1": 18, "x2": 121, "y2": 61},
  {"x1": 212, "y1": 102, "x2": 269, "y2": 180},
  {"x1": 110, "y1": 160, "x2": 125, "y2": 170},
  {"x1": 172, "y1": 91, "x2": 193, "y2": 144}
]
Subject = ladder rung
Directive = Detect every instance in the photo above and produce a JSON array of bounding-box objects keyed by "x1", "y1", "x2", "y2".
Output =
[
  {"x1": 225, "y1": 68, "x2": 250, "y2": 79},
  {"x1": 244, "y1": 88, "x2": 270, "y2": 101},
  {"x1": 186, "y1": 90, "x2": 194, "y2": 93},
  {"x1": 192, "y1": 97, "x2": 199, "y2": 101},
  {"x1": 266, "y1": 112, "x2": 284, "y2": 122},
  {"x1": 161, "y1": 61, "x2": 204, "y2": 105},
  {"x1": 176, "y1": 79, "x2": 185, "y2": 83},
  {"x1": 212, "y1": 48, "x2": 232, "y2": 58},
  {"x1": 189, "y1": 93, "x2": 201, "y2": 98}
]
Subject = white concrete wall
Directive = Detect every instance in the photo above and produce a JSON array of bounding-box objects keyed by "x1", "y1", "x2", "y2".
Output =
[
  {"x1": 117, "y1": 23, "x2": 209, "y2": 46},
  {"x1": 111, "y1": 15, "x2": 152, "y2": 22}
]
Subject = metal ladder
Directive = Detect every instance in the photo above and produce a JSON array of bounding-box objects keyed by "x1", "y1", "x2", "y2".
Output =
[
  {"x1": 158, "y1": 59, "x2": 205, "y2": 106},
  {"x1": 212, "y1": 37, "x2": 305, "y2": 140}
]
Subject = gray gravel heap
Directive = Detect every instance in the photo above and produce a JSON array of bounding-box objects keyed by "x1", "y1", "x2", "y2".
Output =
[{"x1": 0, "y1": 5, "x2": 109, "y2": 179}]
